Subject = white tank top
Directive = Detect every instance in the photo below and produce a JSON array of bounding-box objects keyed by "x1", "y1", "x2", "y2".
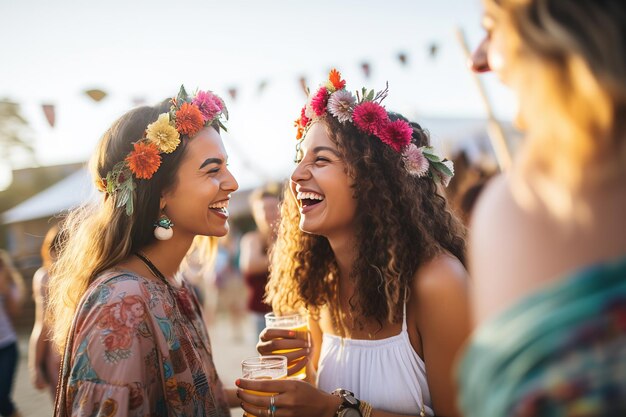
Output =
[{"x1": 317, "y1": 303, "x2": 433, "y2": 416}]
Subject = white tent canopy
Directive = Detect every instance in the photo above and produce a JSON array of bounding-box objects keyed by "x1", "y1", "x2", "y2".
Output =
[{"x1": 1, "y1": 168, "x2": 96, "y2": 225}]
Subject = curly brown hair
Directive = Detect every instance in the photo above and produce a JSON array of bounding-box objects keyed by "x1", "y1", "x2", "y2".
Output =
[{"x1": 267, "y1": 113, "x2": 466, "y2": 330}]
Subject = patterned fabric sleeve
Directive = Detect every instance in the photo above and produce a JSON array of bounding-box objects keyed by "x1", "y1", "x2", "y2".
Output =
[{"x1": 66, "y1": 274, "x2": 168, "y2": 417}]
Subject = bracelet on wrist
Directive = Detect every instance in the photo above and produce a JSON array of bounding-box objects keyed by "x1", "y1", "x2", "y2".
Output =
[{"x1": 359, "y1": 400, "x2": 373, "y2": 417}]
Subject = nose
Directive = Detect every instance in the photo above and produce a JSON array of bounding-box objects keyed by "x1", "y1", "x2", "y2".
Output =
[
  {"x1": 290, "y1": 158, "x2": 311, "y2": 185},
  {"x1": 221, "y1": 166, "x2": 239, "y2": 193},
  {"x1": 470, "y1": 36, "x2": 491, "y2": 73}
]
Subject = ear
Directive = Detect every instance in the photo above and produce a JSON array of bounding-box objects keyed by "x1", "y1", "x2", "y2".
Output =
[{"x1": 159, "y1": 196, "x2": 167, "y2": 211}]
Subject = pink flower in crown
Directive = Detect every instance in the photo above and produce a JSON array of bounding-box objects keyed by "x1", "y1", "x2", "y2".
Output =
[
  {"x1": 300, "y1": 105, "x2": 310, "y2": 127},
  {"x1": 379, "y1": 119, "x2": 413, "y2": 152},
  {"x1": 310, "y1": 87, "x2": 330, "y2": 117},
  {"x1": 352, "y1": 101, "x2": 389, "y2": 136},
  {"x1": 192, "y1": 90, "x2": 223, "y2": 122},
  {"x1": 327, "y1": 90, "x2": 355, "y2": 123},
  {"x1": 403, "y1": 144, "x2": 430, "y2": 177}
]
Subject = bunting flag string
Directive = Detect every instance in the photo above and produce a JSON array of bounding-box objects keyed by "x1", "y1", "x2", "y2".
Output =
[{"x1": 17, "y1": 42, "x2": 444, "y2": 130}]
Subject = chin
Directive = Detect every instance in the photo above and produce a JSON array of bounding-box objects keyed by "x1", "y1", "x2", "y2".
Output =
[
  {"x1": 207, "y1": 223, "x2": 230, "y2": 237},
  {"x1": 299, "y1": 220, "x2": 325, "y2": 237}
]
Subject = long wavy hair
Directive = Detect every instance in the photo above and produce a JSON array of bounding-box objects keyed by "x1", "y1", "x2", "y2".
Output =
[
  {"x1": 48, "y1": 100, "x2": 218, "y2": 352},
  {"x1": 267, "y1": 114, "x2": 466, "y2": 332},
  {"x1": 488, "y1": 0, "x2": 626, "y2": 205}
]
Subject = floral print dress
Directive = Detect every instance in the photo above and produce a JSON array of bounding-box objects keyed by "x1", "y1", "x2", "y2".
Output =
[{"x1": 55, "y1": 270, "x2": 231, "y2": 417}]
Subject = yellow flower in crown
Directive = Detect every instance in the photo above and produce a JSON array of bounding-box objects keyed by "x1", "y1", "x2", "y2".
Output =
[{"x1": 146, "y1": 113, "x2": 180, "y2": 153}]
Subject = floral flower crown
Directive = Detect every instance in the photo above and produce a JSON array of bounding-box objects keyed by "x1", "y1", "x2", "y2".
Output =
[
  {"x1": 294, "y1": 69, "x2": 454, "y2": 186},
  {"x1": 96, "y1": 85, "x2": 228, "y2": 215}
]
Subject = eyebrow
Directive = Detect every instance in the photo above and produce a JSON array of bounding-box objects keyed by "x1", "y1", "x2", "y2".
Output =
[
  {"x1": 312, "y1": 146, "x2": 340, "y2": 156},
  {"x1": 199, "y1": 158, "x2": 223, "y2": 169}
]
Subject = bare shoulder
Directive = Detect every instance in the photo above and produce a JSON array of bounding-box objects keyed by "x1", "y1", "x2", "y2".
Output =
[
  {"x1": 411, "y1": 253, "x2": 469, "y2": 335},
  {"x1": 469, "y1": 173, "x2": 562, "y2": 326},
  {"x1": 413, "y1": 253, "x2": 468, "y2": 300}
]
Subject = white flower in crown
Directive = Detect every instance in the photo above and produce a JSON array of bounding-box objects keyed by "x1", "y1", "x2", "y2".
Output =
[
  {"x1": 327, "y1": 90, "x2": 355, "y2": 123},
  {"x1": 403, "y1": 144, "x2": 430, "y2": 177}
]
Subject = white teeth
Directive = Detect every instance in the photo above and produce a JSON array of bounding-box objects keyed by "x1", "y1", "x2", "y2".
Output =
[
  {"x1": 208, "y1": 201, "x2": 229, "y2": 209},
  {"x1": 297, "y1": 191, "x2": 324, "y2": 201}
]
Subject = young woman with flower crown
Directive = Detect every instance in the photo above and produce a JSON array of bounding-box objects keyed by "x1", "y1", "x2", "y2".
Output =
[
  {"x1": 48, "y1": 87, "x2": 239, "y2": 417},
  {"x1": 236, "y1": 70, "x2": 470, "y2": 417}
]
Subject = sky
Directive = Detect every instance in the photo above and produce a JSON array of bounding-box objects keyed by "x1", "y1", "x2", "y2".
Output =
[{"x1": 0, "y1": 0, "x2": 517, "y2": 191}]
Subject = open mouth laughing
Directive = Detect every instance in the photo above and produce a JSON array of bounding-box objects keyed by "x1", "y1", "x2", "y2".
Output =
[
  {"x1": 297, "y1": 191, "x2": 325, "y2": 210},
  {"x1": 208, "y1": 199, "x2": 230, "y2": 217}
]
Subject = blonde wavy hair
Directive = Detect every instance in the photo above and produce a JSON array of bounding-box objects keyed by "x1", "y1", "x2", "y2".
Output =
[
  {"x1": 266, "y1": 115, "x2": 466, "y2": 334},
  {"x1": 487, "y1": 0, "x2": 626, "y2": 202},
  {"x1": 48, "y1": 100, "x2": 218, "y2": 352}
]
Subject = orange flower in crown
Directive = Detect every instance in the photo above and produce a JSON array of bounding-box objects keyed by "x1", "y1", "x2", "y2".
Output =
[
  {"x1": 99, "y1": 85, "x2": 228, "y2": 215},
  {"x1": 126, "y1": 142, "x2": 161, "y2": 179}
]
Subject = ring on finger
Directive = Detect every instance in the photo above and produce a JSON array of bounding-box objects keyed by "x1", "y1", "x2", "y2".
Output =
[{"x1": 269, "y1": 395, "x2": 277, "y2": 417}]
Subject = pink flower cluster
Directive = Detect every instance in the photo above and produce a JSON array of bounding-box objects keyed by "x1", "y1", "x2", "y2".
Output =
[
  {"x1": 192, "y1": 90, "x2": 224, "y2": 122},
  {"x1": 352, "y1": 102, "x2": 412, "y2": 152},
  {"x1": 310, "y1": 87, "x2": 330, "y2": 117}
]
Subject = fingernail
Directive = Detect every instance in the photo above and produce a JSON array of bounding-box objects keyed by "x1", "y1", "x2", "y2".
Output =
[
  {"x1": 235, "y1": 378, "x2": 241, "y2": 386},
  {"x1": 288, "y1": 330, "x2": 296, "y2": 337}
]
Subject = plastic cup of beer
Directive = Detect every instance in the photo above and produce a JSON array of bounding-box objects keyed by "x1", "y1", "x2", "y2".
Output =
[
  {"x1": 241, "y1": 355, "x2": 287, "y2": 417},
  {"x1": 264, "y1": 312, "x2": 308, "y2": 380}
]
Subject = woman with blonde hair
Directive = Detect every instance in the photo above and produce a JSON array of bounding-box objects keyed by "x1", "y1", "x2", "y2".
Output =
[
  {"x1": 459, "y1": 1, "x2": 626, "y2": 416},
  {"x1": 237, "y1": 70, "x2": 470, "y2": 417},
  {"x1": 49, "y1": 86, "x2": 239, "y2": 416},
  {"x1": 0, "y1": 249, "x2": 25, "y2": 417}
]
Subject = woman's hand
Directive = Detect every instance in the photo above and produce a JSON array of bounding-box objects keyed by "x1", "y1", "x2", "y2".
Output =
[
  {"x1": 257, "y1": 328, "x2": 310, "y2": 377},
  {"x1": 236, "y1": 378, "x2": 341, "y2": 417}
]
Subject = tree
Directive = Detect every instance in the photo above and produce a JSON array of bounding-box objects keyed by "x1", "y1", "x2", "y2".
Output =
[{"x1": 0, "y1": 100, "x2": 37, "y2": 168}]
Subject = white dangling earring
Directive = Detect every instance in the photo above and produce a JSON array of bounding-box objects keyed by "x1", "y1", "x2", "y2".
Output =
[{"x1": 154, "y1": 215, "x2": 174, "y2": 240}]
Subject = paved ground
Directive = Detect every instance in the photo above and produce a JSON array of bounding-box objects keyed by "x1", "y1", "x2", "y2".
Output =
[{"x1": 12, "y1": 313, "x2": 258, "y2": 416}]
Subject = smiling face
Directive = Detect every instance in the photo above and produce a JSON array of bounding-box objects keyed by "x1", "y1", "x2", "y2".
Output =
[
  {"x1": 161, "y1": 126, "x2": 238, "y2": 239},
  {"x1": 290, "y1": 122, "x2": 356, "y2": 239}
]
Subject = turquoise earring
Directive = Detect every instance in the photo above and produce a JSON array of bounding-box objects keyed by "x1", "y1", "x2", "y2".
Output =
[{"x1": 154, "y1": 215, "x2": 174, "y2": 240}]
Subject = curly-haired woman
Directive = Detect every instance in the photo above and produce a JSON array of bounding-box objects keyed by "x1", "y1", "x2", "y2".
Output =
[
  {"x1": 49, "y1": 87, "x2": 239, "y2": 417},
  {"x1": 237, "y1": 71, "x2": 470, "y2": 417}
]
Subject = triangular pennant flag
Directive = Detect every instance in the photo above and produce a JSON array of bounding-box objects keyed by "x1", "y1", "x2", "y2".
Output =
[
  {"x1": 42, "y1": 104, "x2": 55, "y2": 127},
  {"x1": 361, "y1": 62, "x2": 371, "y2": 78},
  {"x1": 397, "y1": 52, "x2": 408, "y2": 66},
  {"x1": 228, "y1": 87, "x2": 238, "y2": 101},
  {"x1": 429, "y1": 43, "x2": 439, "y2": 59},
  {"x1": 85, "y1": 88, "x2": 107, "y2": 102}
]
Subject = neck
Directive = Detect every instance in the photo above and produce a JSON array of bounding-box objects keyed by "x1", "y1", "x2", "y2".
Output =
[
  {"x1": 140, "y1": 234, "x2": 194, "y2": 280},
  {"x1": 327, "y1": 233, "x2": 356, "y2": 286}
]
